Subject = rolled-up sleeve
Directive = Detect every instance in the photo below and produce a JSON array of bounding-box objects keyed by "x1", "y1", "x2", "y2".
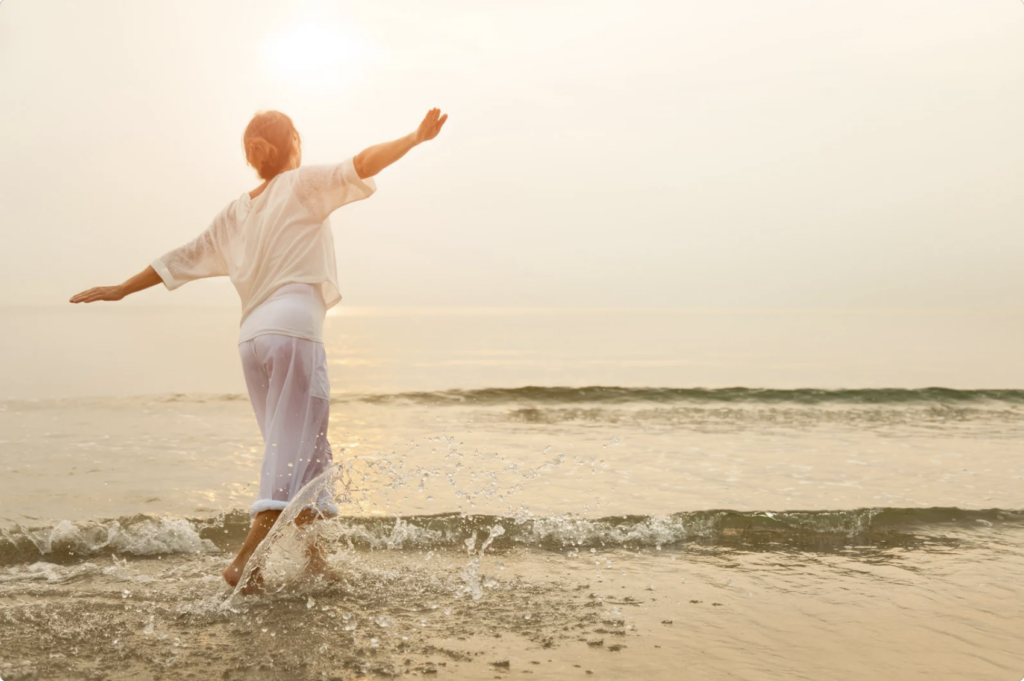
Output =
[
  {"x1": 150, "y1": 256, "x2": 180, "y2": 290},
  {"x1": 151, "y1": 214, "x2": 229, "y2": 290}
]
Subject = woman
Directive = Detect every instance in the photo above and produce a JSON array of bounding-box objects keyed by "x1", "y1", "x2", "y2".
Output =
[{"x1": 70, "y1": 107, "x2": 448, "y2": 588}]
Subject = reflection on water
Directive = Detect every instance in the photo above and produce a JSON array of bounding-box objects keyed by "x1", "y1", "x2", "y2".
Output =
[{"x1": 3, "y1": 391, "x2": 1022, "y2": 526}]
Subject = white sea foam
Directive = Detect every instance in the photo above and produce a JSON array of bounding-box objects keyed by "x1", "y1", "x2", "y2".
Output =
[{"x1": 21, "y1": 517, "x2": 217, "y2": 559}]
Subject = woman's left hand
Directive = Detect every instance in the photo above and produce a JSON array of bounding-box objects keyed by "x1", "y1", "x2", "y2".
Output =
[
  {"x1": 70, "y1": 285, "x2": 125, "y2": 303},
  {"x1": 414, "y1": 108, "x2": 448, "y2": 144}
]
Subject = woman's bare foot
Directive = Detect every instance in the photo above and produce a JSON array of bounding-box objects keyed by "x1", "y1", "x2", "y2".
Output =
[
  {"x1": 223, "y1": 559, "x2": 267, "y2": 594},
  {"x1": 303, "y1": 538, "x2": 342, "y2": 581},
  {"x1": 222, "y1": 562, "x2": 244, "y2": 588},
  {"x1": 222, "y1": 508, "x2": 336, "y2": 590},
  {"x1": 238, "y1": 567, "x2": 266, "y2": 595},
  {"x1": 223, "y1": 510, "x2": 282, "y2": 589}
]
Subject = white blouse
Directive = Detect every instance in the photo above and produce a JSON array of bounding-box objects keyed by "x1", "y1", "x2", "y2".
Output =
[{"x1": 151, "y1": 157, "x2": 376, "y2": 325}]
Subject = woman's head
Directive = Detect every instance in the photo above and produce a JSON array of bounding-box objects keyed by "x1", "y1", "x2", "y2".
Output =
[{"x1": 243, "y1": 111, "x2": 301, "y2": 181}]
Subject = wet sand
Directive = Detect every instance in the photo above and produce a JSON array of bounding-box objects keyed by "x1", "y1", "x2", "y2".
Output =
[{"x1": 4, "y1": 524, "x2": 1022, "y2": 681}]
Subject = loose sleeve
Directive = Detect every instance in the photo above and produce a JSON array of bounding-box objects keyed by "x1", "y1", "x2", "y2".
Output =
[
  {"x1": 295, "y1": 157, "x2": 377, "y2": 222},
  {"x1": 151, "y1": 212, "x2": 230, "y2": 291}
]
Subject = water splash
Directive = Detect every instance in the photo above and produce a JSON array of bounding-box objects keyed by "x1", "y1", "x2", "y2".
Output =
[{"x1": 457, "y1": 523, "x2": 506, "y2": 601}]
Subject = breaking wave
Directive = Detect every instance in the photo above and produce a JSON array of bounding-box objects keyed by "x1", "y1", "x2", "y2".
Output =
[
  {"x1": 3, "y1": 507, "x2": 1021, "y2": 567},
  {"x1": 5, "y1": 387, "x2": 1024, "y2": 411}
]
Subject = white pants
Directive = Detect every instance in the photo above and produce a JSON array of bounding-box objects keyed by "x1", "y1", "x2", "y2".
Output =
[{"x1": 239, "y1": 334, "x2": 335, "y2": 518}]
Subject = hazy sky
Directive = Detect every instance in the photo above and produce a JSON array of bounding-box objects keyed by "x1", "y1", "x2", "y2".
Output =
[{"x1": 1, "y1": 0, "x2": 1021, "y2": 309}]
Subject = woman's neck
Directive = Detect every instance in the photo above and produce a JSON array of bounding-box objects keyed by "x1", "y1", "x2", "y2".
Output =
[
  {"x1": 248, "y1": 181, "x2": 269, "y2": 200},
  {"x1": 248, "y1": 157, "x2": 299, "y2": 200}
]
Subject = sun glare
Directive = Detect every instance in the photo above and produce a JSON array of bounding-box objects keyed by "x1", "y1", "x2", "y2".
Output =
[{"x1": 261, "y1": 22, "x2": 374, "y2": 87}]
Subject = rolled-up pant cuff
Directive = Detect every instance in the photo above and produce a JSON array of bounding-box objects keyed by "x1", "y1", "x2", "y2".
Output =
[{"x1": 248, "y1": 500, "x2": 340, "y2": 520}]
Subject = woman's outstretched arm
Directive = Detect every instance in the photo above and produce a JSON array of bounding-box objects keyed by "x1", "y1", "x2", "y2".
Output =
[
  {"x1": 69, "y1": 265, "x2": 162, "y2": 304},
  {"x1": 353, "y1": 107, "x2": 448, "y2": 179}
]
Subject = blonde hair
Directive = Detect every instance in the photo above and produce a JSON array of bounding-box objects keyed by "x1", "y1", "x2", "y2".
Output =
[{"x1": 243, "y1": 110, "x2": 301, "y2": 181}]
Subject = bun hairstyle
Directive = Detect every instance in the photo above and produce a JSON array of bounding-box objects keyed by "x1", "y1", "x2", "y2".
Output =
[{"x1": 243, "y1": 110, "x2": 301, "y2": 181}]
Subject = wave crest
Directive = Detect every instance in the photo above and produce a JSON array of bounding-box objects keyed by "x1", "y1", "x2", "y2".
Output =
[{"x1": 3, "y1": 507, "x2": 1020, "y2": 567}]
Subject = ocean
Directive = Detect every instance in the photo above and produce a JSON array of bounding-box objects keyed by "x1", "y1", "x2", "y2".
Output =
[{"x1": 1, "y1": 306, "x2": 1022, "y2": 680}]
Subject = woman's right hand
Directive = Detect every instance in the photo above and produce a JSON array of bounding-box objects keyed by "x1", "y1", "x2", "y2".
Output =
[
  {"x1": 70, "y1": 285, "x2": 125, "y2": 304},
  {"x1": 70, "y1": 266, "x2": 161, "y2": 303},
  {"x1": 414, "y1": 107, "x2": 448, "y2": 144}
]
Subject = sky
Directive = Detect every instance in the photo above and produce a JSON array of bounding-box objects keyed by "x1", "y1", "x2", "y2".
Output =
[{"x1": 0, "y1": 0, "x2": 1021, "y2": 310}]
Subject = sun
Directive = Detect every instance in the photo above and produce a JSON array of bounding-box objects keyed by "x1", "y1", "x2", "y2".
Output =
[{"x1": 261, "y1": 21, "x2": 375, "y2": 87}]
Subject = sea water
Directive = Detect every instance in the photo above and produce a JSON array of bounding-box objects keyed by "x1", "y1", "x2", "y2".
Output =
[{"x1": 0, "y1": 306, "x2": 1022, "y2": 680}]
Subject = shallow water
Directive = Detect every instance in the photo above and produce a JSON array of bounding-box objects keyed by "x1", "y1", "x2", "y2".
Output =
[{"x1": 1, "y1": 307, "x2": 1023, "y2": 680}]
